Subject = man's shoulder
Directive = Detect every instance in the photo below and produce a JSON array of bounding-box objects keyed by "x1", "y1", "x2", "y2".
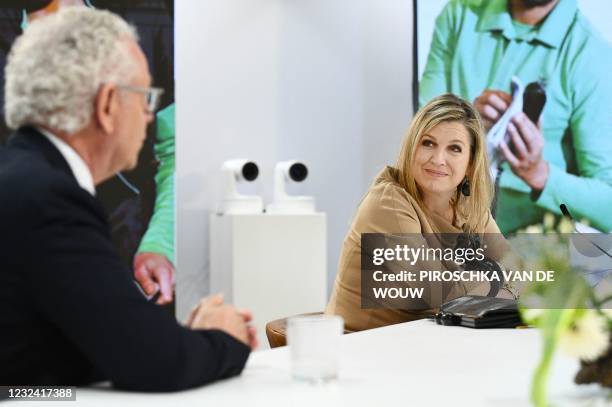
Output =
[
  {"x1": 1, "y1": 146, "x2": 68, "y2": 196},
  {"x1": 0, "y1": 145, "x2": 100, "y2": 226},
  {"x1": 574, "y1": 10, "x2": 610, "y2": 43},
  {"x1": 565, "y1": 11, "x2": 612, "y2": 66}
]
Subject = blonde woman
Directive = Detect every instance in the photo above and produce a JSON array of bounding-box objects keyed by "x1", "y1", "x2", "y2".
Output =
[{"x1": 326, "y1": 94, "x2": 514, "y2": 332}]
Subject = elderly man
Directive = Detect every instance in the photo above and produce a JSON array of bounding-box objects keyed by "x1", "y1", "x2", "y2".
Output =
[{"x1": 0, "y1": 7, "x2": 254, "y2": 391}]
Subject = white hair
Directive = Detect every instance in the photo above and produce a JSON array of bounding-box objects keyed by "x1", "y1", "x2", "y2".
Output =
[{"x1": 4, "y1": 7, "x2": 139, "y2": 134}]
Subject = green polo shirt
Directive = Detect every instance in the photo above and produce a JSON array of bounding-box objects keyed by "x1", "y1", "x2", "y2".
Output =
[
  {"x1": 420, "y1": 0, "x2": 612, "y2": 232},
  {"x1": 137, "y1": 104, "x2": 175, "y2": 263}
]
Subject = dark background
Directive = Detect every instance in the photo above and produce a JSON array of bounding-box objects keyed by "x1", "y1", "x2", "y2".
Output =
[{"x1": 0, "y1": 0, "x2": 175, "y2": 268}]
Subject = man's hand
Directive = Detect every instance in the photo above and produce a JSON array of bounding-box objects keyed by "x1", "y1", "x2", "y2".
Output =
[
  {"x1": 187, "y1": 294, "x2": 257, "y2": 349},
  {"x1": 499, "y1": 112, "x2": 549, "y2": 191},
  {"x1": 473, "y1": 89, "x2": 512, "y2": 132},
  {"x1": 133, "y1": 252, "x2": 174, "y2": 305},
  {"x1": 237, "y1": 308, "x2": 258, "y2": 350}
]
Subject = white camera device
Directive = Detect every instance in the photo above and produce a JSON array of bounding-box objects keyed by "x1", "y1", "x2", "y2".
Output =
[
  {"x1": 219, "y1": 159, "x2": 263, "y2": 214},
  {"x1": 266, "y1": 160, "x2": 315, "y2": 214}
]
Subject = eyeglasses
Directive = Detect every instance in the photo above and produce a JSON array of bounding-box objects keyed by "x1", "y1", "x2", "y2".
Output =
[{"x1": 117, "y1": 85, "x2": 164, "y2": 113}]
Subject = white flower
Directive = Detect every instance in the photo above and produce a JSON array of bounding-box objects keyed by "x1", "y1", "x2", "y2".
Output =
[
  {"x1": 521, "y1": 308, "x2": 544, "y2": 324},
  {"x1": 525, "y1": 225, "x2": 544, "y2": 234},
  {"x1": 558, "y1": 217, "x2": 574, "y2": 234},
  {"x1": 543, "y1": 213, "x2": 555, "y2": 231},
  {"x1": 558, "y1": 310, "x2": 610, "y2": 361}
]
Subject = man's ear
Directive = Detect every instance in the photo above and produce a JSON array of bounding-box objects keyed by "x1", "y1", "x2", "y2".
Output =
[{"x1": 95, "y1": 83, "x2": 118, "y2": 134}]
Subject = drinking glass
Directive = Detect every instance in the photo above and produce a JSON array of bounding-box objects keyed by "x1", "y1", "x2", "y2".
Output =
[{"x1": 287, "y1": 314, "x2": 344, "y2": 383}]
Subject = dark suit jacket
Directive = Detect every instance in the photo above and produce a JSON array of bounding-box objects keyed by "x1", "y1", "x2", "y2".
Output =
[{"x1": 0, "y1": 127, "x2": 250, "y2": 391}]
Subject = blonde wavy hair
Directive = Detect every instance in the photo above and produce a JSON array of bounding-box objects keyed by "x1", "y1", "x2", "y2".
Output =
[{"x1": 395, "y1": 94, "x2": 493, "y2": 233}]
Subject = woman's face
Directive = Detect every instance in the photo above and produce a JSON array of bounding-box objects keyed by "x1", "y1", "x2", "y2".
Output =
[{"x1": 411, "y1": 121, "x2": 472, "y2": 198}]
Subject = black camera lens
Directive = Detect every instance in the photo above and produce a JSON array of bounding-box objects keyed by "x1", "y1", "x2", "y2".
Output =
[
  {"x1": 289, "y1": 163, "x2": 308, "y2": 182},
  {"x1": 242, "y1": 162, "x2": 259, "y2": 181}
]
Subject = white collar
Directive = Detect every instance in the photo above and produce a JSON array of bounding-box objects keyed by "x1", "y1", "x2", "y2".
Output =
[{"x1": 37, "y1": 127, "x2": 96, "y2": 196}]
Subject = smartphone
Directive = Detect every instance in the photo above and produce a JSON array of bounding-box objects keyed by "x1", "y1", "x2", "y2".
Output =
[{"x1": 523, "y1": 81, "x2": 546, "y2": 124}]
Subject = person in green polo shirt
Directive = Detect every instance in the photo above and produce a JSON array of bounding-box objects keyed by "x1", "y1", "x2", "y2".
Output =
[
  {"x1": 420, "y1": 0, "x2": 612, "y2": 233},
  {"x1": 134, "y1": 104, "x2": 176, "y2": 304}
]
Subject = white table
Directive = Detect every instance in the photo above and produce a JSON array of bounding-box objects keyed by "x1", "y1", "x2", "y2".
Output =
[{"x1": 38, "y1": 320, "x2": 609, "y2": 406}]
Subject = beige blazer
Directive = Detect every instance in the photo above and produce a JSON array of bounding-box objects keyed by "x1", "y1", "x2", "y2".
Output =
[{"x1": 325, "y1": 167, "x2": 509, "y2": 332}]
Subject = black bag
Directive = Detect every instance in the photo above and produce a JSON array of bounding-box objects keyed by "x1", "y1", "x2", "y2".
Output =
[{"x1": 434, "y1": 295, "x2": 523, "y2": 328}]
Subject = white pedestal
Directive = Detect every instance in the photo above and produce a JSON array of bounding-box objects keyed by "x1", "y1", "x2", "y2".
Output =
[{"x1": 210, "y1": 213, "x2": 327, "y2": 349}]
